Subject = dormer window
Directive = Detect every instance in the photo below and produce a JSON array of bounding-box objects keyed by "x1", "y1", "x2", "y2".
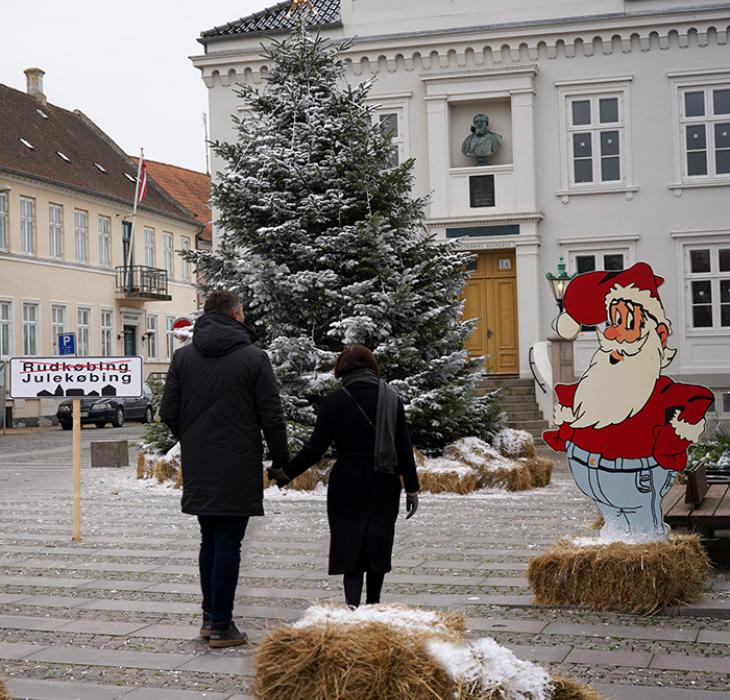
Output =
[
  {"x1": 36, "y1": 108, "x2": 48, "y2": 119},
  {"x1": 124, "y1": 173, "x2": 136, "y2": 182},
  {"x1": 20, "y1": 138, "x2": 34, "y2": 150},
  {"x1": 94, "y1": 162, "x2": 107, "y2": 173},
  {"x1": 57, "y1": 151, "x2": 71, "y2": 162}
]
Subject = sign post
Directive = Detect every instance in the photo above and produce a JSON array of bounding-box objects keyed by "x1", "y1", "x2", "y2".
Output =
[{"x1": 8, "y1": 356, "x2": 143, "y2": 542}]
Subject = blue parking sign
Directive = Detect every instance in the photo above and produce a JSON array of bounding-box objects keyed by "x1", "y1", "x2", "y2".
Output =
[{"x1": 58, "y1": 333, "x2": 76, "y2": 356}]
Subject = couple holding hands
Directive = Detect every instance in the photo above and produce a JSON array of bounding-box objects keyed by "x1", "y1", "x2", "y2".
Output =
[{"x1": 160, "y1": 291, "x2": 420, "y2": 648}]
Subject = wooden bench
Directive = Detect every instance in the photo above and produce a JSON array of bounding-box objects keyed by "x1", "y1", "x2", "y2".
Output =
[{"x1": 664, "y1": 471, "x2": 730, "y2": 538}]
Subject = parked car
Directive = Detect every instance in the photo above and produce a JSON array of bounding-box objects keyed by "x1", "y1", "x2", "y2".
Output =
[{"x1": 56, "y1": 383, "x2": 155, "y2": 430}]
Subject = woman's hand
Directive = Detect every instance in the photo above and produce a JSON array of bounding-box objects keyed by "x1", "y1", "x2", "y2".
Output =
[
  {"x1": 267, "y1": 466, "x2": 291, "y2": 488},
  {"x1": 405, "y1": 492, "x2": 419, "y2": 519}
]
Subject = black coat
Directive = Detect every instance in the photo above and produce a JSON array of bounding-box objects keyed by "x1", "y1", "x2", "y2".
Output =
[
  {"x1": 160, "y1": 312, "x2": 288, "y2": 517},
  {"x1": 286, "y1": 382, "x2": 419, "y2": 575}
]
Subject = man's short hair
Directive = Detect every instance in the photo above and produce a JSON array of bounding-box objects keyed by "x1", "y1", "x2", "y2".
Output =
[{"x1": 204, "y1": 291, "x2": 241, "y2": 315}]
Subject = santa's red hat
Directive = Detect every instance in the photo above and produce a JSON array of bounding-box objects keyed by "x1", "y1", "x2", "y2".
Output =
[{"x1": 555, "y1": 262, "x2": 671, "y2": 339}]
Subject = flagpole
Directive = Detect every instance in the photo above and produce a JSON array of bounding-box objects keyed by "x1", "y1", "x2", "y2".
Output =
[{"x1": 125, "y1": 148, "x2": 144, "y2": 292}]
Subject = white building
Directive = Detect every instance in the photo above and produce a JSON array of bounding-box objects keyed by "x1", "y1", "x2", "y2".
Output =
[{"x1": 192, "y1": 0, "x2": 730, "y2": 424}]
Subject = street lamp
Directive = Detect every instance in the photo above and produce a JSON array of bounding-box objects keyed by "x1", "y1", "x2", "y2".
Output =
[{"x1": 545, "y1": 257, "x2": 574, "y2": 312}]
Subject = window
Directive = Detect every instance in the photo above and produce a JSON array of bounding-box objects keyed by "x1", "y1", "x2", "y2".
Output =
[
  {"x1": 685, "y1": 245, "x2": 730, "y2": 330},
  {"x1": 144, "y1": 227, "x2": 155, "y2": 267},
  {"x1": 180, "y1": 237, "x2": 191, "y2": 282},
  {"x1": 101, "y1": 309, "x2": 114, "y2": 356},
  {"x1": 74, "y1": 209, "x2": 88, "y2": 262},
  {"x1": 166, "y1": 315, "x2": 175, "y2": 359},
  {"x1": 680, "y1": 85, "x2": 730, "y2": 179},
  {"x1": 51, "y1": 304, "x2": 66, "y2": 355},
  {"x1": 20, "y1": 196, "x2": 36, "y2": 254},
  {"x1": 77, "y1": 306, "x2": 91, "y2": 355},
  {"x1": 567, "y1": 95, "x2": 623, "y2": 185},
  {"x1": 163, "y1": 232, "x2": 173, "y2": 277},
  {"x1": 99, "y1": 216, "x2": 111, "y2": 266},
  {"x1": 378, "y1": 112, "x2": 403, "y2": 168},
  {"x1": 146, "y1": 314, "x2": 158, "y2": 359},
  {"x1": 0, "y1": 301, "x2": 12, "y2": 357},
  {"x1": 568, "y1": 249, "x2": 627, "y2": 332},
  {"x1": 49, "y1": 204, "x2": 63, "y2": 259},
  {"x1": 0, "y1": 192, "x2": 7, "y2": 251},
  {"x1": 22, "y1": 302, "x2": 39, "y2": 355},
  {"x1": 723, "y1": 391, "x2": 730, "y2": 414}
]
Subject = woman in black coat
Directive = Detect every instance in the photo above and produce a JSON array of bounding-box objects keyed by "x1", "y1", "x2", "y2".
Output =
[{"x1": 269, "y1": 345, "x2": 420, "y2": 608}]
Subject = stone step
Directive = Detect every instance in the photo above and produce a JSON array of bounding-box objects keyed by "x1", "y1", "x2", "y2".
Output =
[
  {"x1": 478, "y1": 385, "x2": 535, "y2": 397},
  {"x1": 480, "y1": 377, "x2": 534, "y2": 388},
  {"x1": 499, "y1": 397, "x2": 542, "y2": 408},
  {"x1": 507, "y1": 419, "x2": 549, "y2": 430}
]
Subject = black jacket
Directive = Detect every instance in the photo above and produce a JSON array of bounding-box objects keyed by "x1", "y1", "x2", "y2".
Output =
[
  {"x1": 160, "y1": 312, "x2": 288, "y2": 517},
  {"x1": 286, "y1": 382, "x2": 419, "y2": 574}
]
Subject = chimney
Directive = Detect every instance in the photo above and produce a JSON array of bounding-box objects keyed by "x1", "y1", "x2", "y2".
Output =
[{"x1": 24, "y1": 67, "x2": 46, "y2": 105}]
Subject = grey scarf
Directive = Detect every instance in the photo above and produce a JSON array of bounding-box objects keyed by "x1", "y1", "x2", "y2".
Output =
[{"x1": 341, "y1": 368, "x2": 399, "y2": 475}]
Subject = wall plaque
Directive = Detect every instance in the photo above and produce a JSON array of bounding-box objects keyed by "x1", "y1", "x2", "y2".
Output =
[{"x1": 469, "y1": 174, "x2": 495, "y2": 208}]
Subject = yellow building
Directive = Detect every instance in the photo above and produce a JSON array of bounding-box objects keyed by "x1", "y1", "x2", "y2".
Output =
[{"x1": 0, "y1": 69, "x2": 205, "y2": 425}]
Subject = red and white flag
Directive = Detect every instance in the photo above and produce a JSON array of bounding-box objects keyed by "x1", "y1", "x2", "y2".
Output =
[{"x1": 135, "y1": 156, "x2": 148, "y2": 204}]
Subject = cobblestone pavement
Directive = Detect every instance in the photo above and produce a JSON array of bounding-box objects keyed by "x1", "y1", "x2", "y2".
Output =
[{"x1": 1, "y1": 426, "x2": 729, "y2": 699}]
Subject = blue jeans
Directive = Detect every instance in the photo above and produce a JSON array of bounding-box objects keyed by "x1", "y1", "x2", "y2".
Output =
[
  {"x1": 198, "y1": 516, "x2": 249, "y2": 626},
  {"x1": 566, "y1": 442, "x2": 677, "y2": 539}
]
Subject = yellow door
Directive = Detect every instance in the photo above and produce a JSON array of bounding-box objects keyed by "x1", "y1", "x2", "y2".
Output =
[{"x1": 462, "y1": 250, "x2": 519, "y2": 375}]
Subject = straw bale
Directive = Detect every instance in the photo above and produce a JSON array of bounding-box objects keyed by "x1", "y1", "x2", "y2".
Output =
[
  {"x1": 476, "y1": 464, "x2": 533, "y2": 492},
  {"x1": 414, "y1": 448, "x2": 427, "y2": 466},
  {"x1": 153, "y1": 458, "x2": 178, "y2": 484},
  {"x1": 591, "y1": 515, "x2": 605, "y2": 531},
  {"x1": 551, "y1": 676, "x2": 606, "y2": 700},
  {"x1": 174, "y1": 467, "x2": 183, "y2": 490},
  {"x1": 136, "y1": 452, "x2": 146, "y2": 480},
  {"x1": 263, "y1": 460, "x2": 333, "y2": 491},
  {"x1": 418, "y1": 464, "x2": 480, "y2": 495},
  {"x1": 528, "y1": 535, "x2": 709, "y2": 613},
  {"x1": 494, "y1": 428, "x2": 537, "y2": 459},
  {"x1": 0, "y1": 676, "x2": 8, "y2": 700},
  {"x1": 525, "y1": 456, "x2": 553, "y2": 488}
]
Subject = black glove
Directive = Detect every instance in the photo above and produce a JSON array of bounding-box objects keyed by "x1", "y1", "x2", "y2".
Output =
[
  {"x1": 405, "y1": 493, "x2": 419, "y2": 519},
  {"x1": 267, "y1": 466, "x2": 291, "y2": 488}
]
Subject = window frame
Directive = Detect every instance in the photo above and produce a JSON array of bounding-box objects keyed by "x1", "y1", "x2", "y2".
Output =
[
  {"x1": 22, "y1": 300, "x2": 40, "y2": 356},
  {"x1": 683, "y1": 243, "x2": 730, "y2": 334},
  {"x1": 50, "y1": 303, "x2": 67, "y2": 356},
  {"x1": 74, "y1": 209, "x2": 89, "y2": 263},
  {"x1": 144, "y1": 227, "x2": 155, "y2": 267},
  {"x1": 20, "y1": 196, "x2": 36, "y2": 255},
  {"x1": 98, "y1": 215, "x2": 112, "y2": 266},
  {"x1": 162, "y1": 231, "x2": 174, "y2": 278},
  {"x1": 48, "y1": 203, "x2": 64, "y2": 259},
  {"x1": 180, "y1": 236, "x2": 191, "y2": 282},
  {"x1": 0, "y1": 192, "x2": 8, "y2": 251},
  {"x1": 146, "y1": 313, "x2": 158, "y2": 360},
  {"x1": 76, "y1": 305, "x2": 92, "y2": 355},
  {"x1": 0, "y1": 299, "x2": 13, "y2": 358},
  {"x1": 101, "y1": 307, "x2": 114, "y2": 356},
  {"x1": 367, "y1": 95, "x2": 411, "y2": 170},
  {"x1": 166, "y1": 315, "x2": 175, "y2": 360}
]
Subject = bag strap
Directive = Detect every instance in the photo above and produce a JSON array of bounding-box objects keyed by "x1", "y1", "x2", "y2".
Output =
[{"x1": 341, "y1": 387, "x2": 376, "y2": 431}]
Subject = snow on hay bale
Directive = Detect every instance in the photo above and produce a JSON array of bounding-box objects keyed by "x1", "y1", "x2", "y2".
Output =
[
  {"x1": 528, "y1": 534, "x2": 710, "y2": 614},
  {"x1": 137, "y1": 444, "x2": 181, "y2": 486},
  {"x1": 493, "y1": 428, "x2": 536, "y2": 459},
  {"x1": 254, "y1": 604, "x2": 602, "y2": 700}
]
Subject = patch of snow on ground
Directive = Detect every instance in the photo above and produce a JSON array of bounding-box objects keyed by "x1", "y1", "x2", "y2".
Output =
[
  {"x1": 293, "y1": 604, "x2": 455, "y2": 636},
  {"x1": 428, "y1": 637, "x2": 552, "y2": 700},
  {"x1": 264, "y1": 484, "x2": 329, "y2": 499}
]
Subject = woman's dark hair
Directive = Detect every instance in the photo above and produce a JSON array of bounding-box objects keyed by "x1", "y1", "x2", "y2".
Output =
[
  {"x1": 334, "y1": 344, "x2": 380, "y2": 379},
  {"x1": 204, "y1": 290, "x2": 241, "y2": 315}
]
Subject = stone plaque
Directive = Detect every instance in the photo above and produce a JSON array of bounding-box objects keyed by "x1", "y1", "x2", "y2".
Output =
[{"x1": 469, "y1": 175, "x2": 495, "y2": 208}]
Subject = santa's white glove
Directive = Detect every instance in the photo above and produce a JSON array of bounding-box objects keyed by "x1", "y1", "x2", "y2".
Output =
[{"x1": 553, "y1": 404, "x2": 576, "y2": 426}]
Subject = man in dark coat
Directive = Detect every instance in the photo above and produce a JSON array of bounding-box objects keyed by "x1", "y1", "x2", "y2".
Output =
[{"x1": 160, "y1": 291, "x2": 288, "y2": 647}]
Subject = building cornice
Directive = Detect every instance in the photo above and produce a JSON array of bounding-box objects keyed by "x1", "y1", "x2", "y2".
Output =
[{"x1": 425, "y1": 211, "x2": 543, "y2": 227}]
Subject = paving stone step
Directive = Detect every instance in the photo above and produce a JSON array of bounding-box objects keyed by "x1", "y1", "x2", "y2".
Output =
[
  {"x1": 480, "y1": 377, "x2": 535, "y2": 388},
  {"x1": 506, "y1": 419, "x2": 549, "y2": 430}
]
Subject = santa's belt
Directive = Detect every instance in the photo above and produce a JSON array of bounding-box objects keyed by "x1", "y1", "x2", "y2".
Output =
[{"x1": 566, "y1": 442, "x2": 657, "y2": 473}]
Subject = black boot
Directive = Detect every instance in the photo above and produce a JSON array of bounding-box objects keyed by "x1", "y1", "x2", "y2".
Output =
[
  {"x1": 208, "y1": 621, "x2": 248, "y2": 648},
  {"x1": 199, "y1": 611, "x2": 212, "y2": 640}
]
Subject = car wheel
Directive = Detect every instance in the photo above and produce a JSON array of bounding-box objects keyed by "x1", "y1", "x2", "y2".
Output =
[
  {"x1": 143, "y1": 406, "x2": 153, "y2": 424},
  {"x1": 112, "y1": 408, "x2": 125, "y2": 428},
  {"x1": 60, "y1": 422, "x2": 72, "y2": 431},
  {"x1": 95, "y1": 421, "x2": 106, "y2": 429}
]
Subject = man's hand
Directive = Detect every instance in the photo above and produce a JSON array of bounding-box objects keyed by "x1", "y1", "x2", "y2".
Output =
[
  {"x1": 405, "y1": 493, "x2": 419, "y2": 519},
  {"x1": 267, "y1": 466, "x2": 291, "y2": 488},
  {"x1": 553, "y1": 403, "x2": 576, "y2": 426}
]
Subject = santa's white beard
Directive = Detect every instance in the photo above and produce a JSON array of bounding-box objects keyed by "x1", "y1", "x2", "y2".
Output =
[{"x1": 571, "y1": 328, "x2": 664, "y2": 429}]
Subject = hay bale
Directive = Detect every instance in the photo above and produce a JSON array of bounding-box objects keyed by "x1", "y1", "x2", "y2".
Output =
[
  {"x1": 254, "y1": 605, "x2": 461, "y2": 700},
  {"x1": 528, "y1": 535, "x2": 710, "y2": 614},
  {"x1": 0, "y1": 676, "x2": 8, "y2": 700},
  {"x1": 551, "y1": 676, "x2": 606, "y2": 700},
  {"x1": 417, "y1": 459, "x2": 480, "y2": 495},
  {"x1": 413, "y1": 448, "x2": 427, "y2": 467},
  {"x1": 136, "y1": 452, "x2": 146, "y2": 479},
  {"x1": 264, "y1": 460, "x2": 332, "y2": 491},
  {"x1": 444, "y1": 438, "x2": 534, "y2": 492},
  {"x1": 493, "y1": 428, "x2": 536, "y2": 459},
  {"x1": 153, "y1": 458, "x2": 178, "y2": 483},
  {"x1": 524, "y1": 456, "x2": 553, "y2": 488},
  {"x1": 591, "y1": 515, "x2": 605, "y2": 531}
]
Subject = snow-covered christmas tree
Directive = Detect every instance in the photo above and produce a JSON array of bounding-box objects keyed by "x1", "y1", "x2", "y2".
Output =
[{"x1": 192, "y1": 25, "x2": 504, "y2": 451}]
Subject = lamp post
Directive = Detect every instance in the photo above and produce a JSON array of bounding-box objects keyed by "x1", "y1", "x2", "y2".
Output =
[{"x1": 545, "y1": 257, "x2": 574, "y2": 312}]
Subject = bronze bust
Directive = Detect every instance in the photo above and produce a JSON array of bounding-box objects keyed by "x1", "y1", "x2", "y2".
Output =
[{"x1": 462, "y1": 114, "x2": 503, "y2": 165}]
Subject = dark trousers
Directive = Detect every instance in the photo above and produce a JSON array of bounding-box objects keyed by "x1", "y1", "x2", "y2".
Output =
[
  {"x1": 198, "y1": 515, "x2": 249, "y2": 626},
  {"x1": 342, "y1": 547, "x2": 385, "y2": 607}
]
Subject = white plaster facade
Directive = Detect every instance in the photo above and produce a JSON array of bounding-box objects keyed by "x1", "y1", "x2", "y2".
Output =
[{"x1": 193, "y1": 0, "x2": 730, "y2": 423}]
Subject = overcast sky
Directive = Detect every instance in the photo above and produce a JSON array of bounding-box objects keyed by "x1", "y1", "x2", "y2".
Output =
[{"x1": 2, "y1": 0, "x2": 267, "y2": 172}]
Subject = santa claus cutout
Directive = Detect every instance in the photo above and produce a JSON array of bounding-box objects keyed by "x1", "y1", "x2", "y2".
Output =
[{"x1": 543, "y1": 262, "x2": 714, "y2": 540}]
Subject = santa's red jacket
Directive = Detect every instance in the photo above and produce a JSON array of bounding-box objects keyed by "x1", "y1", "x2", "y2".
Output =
[{"x1": 543, "y1": 376, "x2": 714, "y2": 471}]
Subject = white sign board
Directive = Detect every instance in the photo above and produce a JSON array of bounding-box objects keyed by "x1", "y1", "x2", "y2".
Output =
[{"x1": 9, "y1": 356, "x2": 144, "y2": 399}]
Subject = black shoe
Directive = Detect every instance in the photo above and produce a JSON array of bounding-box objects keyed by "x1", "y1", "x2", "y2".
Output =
[
  {"x1": 200, "y1": 611, "x2": 212, "y2": 640},
  {"x1": 208, "y1": 621, "x2": 249, "y2": 648}
]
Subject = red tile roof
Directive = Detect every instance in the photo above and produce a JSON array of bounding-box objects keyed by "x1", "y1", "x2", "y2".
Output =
[
  {"x1": 131, "y1": 158, "x2": 212, "y2": 242},
  {"x1": 0, "y1": 83, "x2": 200, "y2": 228}
]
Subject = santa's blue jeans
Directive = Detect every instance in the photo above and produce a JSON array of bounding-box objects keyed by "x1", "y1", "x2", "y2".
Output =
[{"x1": 566, "y1": 441, "x2": 677, "y2": 539}]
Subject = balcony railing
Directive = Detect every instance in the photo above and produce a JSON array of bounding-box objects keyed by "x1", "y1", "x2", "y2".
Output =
[{"x1": 115, "y1": 266, "x2": 172, "y2": 301}]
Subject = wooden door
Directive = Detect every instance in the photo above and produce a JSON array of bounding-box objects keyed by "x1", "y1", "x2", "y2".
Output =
[{"x1": 462, "y1": 250, "x2": 519, "y2": 375}]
